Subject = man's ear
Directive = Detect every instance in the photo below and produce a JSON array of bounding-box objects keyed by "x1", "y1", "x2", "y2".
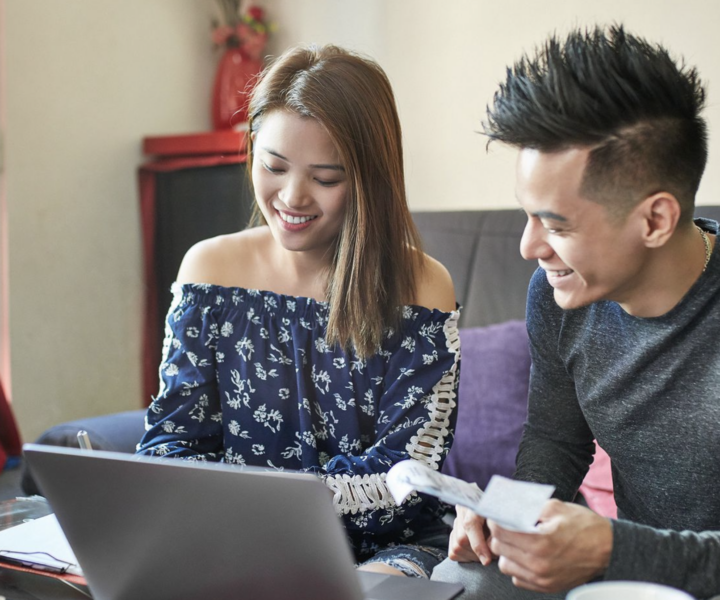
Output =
[{"x1": 637, "y1": 192, "x2": 682, "y2": 249}]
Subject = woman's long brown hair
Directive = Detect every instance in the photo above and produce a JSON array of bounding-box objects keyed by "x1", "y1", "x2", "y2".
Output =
[{"x1": 246, "y1": 45, "x2": 424, "y2": 358}]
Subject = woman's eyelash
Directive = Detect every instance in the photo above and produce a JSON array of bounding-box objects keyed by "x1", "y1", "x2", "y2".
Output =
[
  {"x1": 262, "y1": 162, "x2": 283, "y2": 173},
  {"x1": 261, "y1": 162, "x2": 341, "y2": 186}
]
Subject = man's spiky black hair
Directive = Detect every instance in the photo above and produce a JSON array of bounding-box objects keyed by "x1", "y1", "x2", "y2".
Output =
[{"x1": 485, "y1": 25, "x2": 708, "y2": 218}]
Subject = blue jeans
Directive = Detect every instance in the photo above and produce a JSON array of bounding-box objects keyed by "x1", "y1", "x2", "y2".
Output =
[{"x1": 359, "y1": 520, "x2": 451, "y2": 578}]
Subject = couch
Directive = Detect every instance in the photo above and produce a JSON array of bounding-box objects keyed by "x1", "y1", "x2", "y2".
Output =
[{"x1": 15, "y1": 206, "x2": 720, "y2": 505}]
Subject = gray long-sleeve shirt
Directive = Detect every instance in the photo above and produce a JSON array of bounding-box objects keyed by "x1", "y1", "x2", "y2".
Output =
[{"x1": 516, "y1": 218, "x2": 720, "y2": 599}]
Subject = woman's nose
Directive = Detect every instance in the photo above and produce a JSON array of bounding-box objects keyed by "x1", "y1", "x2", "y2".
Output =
[{"x1": 278, "y1": 177, "x2": 310, "y2": 208}]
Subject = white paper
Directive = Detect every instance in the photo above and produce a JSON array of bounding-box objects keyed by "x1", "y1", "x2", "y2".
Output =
[
  {"x1": 386, "y1": 460, "x2": 555, "y2": 533},
  {"x1": 0, "y1": 514, "x2": 82, "y2": 575},
  {"x1": 477, "y1": 475, "x2": 555, "y2": 532},
  {"x1": 386, "y1": 459, "x2": 485, "y2": 510}
]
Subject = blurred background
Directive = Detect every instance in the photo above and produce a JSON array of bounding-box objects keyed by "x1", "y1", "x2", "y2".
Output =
[{"x1": 2, "y1": 0, "x2": 719, "y2": 441}]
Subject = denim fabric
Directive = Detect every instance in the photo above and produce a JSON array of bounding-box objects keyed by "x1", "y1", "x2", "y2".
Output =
[{"x1": 360, "y1": 520, "x2": 451, "y2": 578}]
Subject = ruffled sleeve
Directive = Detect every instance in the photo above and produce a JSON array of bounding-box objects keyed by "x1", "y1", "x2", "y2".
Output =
[
  {"x1": 320, "y1": 306, "x2": 461, "y2": 535},
  {"x1": 136, "y1": 284, "x2": 224, "y2": 460}
]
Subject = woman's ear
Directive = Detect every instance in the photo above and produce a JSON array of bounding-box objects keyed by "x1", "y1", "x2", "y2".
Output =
[{"x1": 638, "y1": 192, "x2": 682, "y2": 249}]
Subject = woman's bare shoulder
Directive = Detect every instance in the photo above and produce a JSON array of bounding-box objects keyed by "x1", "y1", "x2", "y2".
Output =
[
  {"x1": 176, "y1": 226, "x2": 271, "y2": 286},
  {"x1": 413, "y1": 253, "x2": 457, "y2": 313}
]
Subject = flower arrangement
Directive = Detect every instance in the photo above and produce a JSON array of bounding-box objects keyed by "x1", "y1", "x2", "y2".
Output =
[
  {"x1": 211, "y1": 0, "x2": 272, "y2": 61},
  {"x1": 209, "y1": 0, "x2": 274, "y2": 128}
]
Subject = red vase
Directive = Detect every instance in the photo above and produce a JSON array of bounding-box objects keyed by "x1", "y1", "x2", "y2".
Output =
[{"x1": 211, "y1": 46, "x2": 262, "y2": 130}]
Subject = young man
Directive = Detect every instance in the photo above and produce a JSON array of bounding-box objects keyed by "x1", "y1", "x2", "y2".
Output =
[{"x1": 432, "y1": 26, "x2": 720, "y2": 599}]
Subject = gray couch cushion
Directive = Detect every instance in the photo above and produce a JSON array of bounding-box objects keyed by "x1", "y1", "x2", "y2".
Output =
[
  {"x1": 413, "y1": 210, "x2": 537, "y2": 327},
  {"x1": 414, "y1": 207, "x2": 720, "y2": 328}
]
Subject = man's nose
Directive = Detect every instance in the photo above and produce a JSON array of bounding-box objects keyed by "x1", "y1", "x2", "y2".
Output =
[{"x1": 520, "y1": 219, "x2": 553, "y2": 262}]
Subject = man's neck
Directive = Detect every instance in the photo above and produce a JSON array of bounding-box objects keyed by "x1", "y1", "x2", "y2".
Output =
[{"x1": 619, "y1": 223, "x2": 715, "y2": 317}]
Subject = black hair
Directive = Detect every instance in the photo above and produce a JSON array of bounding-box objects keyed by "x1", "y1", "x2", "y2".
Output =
[{"x1": 485, "y1": 25, "x2": 708, "y2": 220}]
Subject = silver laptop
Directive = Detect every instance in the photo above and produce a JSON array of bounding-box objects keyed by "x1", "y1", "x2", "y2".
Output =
[{"x1": 23, "y1": 444, "x2": 463, "y2": 600}]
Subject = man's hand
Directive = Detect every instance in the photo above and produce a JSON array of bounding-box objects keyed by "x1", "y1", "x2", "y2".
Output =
[
  {"x1": 448, "y1": 505, "x2": 496, "y2": 566},
  {"x1": 488, "y1": 499, "x2": 613, "y2": 593}
]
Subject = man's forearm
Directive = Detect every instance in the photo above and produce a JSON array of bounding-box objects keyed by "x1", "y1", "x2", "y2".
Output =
[{"x1": 607, "y1": 519, "x2": 720, "y2": 599}]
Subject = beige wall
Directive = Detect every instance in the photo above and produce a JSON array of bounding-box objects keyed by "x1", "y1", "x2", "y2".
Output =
[
  {"x1": 4, "y1": 0, "x2": 217, "y2": 440},
  {"x1": 2, "y1": 0, "x2": 719, "y2": 440},
  {"x1": 264, "y1": 0, "x2": 720, "y2": 211},
  {"x1": 0, "y1": 0, "x2": 9, "y2": 391}
]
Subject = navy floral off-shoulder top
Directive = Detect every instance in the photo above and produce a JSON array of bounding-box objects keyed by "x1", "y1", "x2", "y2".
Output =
[{"x1": 137, "y1": 283, "x2": 460, "y2": 557}]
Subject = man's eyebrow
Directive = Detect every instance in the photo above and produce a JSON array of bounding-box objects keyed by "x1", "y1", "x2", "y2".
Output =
[{"x1": 531, "y1": 211, "x2": 568, "y2": 222}]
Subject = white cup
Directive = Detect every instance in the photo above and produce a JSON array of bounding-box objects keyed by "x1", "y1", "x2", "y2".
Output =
[{"x1": 566, "y1": 581, "x2": 695, "y2": 600}]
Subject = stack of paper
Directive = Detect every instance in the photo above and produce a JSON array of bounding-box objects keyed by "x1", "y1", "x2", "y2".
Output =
[{"x1": 0, "y1": 513, "x2": 82, "y2": 576}]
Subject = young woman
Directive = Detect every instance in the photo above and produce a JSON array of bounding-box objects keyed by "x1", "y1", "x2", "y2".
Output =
[{"x1": 137, "y1": 44, "x2": 460, "y2": 579}]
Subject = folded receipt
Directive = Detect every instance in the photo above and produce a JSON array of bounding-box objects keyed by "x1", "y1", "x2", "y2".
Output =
[{"x1": 386, "y1": 460, "x2": 555, "y2": 533}]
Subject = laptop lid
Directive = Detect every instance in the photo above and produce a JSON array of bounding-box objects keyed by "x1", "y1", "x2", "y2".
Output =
[
  {"x1": 23, "y1": 444, "x2": 463, "y2": 600},
  {"x1": 23, "y1": 443, "x2": 364, "y2": 600}
]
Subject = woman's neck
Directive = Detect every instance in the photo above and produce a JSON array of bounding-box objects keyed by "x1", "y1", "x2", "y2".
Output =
[{"x1": 266, "y1": 238, "x2": 334, "y2": 301}]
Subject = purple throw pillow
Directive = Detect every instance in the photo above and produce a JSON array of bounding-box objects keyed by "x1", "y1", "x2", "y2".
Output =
[{"x1": 442, "y1": 320, "x2": 530, "y2": 490}]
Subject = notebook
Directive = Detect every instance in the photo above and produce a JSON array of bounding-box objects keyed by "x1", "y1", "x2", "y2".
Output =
[{"x1": 22, "y1": 444, "x2": 463, "y2": 600}]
